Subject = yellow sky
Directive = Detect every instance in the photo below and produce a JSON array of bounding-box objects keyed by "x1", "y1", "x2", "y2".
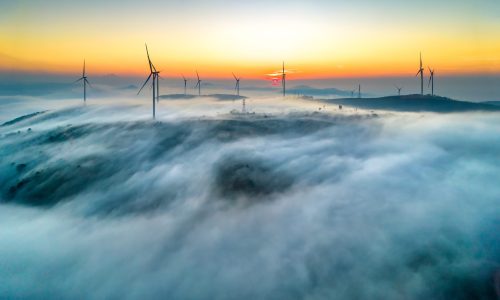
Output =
[{"x1": 1, "y1": 0, "x2": 500, "y2": 79}]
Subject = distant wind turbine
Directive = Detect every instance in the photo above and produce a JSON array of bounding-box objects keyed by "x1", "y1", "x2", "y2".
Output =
[
  {"x1": 232, "y1": 73, "x2": 246, "y2": 113},
  {"x1": 358, "y1": 84, "x2": 361, "y2": 98},
  {"x1": 138, "y1": 43, "x2": 158, "y2": 119},
  {"x1": 428, "y1": 67, "x2": 435, "y2": 96},
  {"x1": 182, "y1": 74, "x2": 187, "y2": 95},
  {"x1": 416, "y1": 52, "x2": 424, "y2": 95},
  {"x1": 351, "y1": 89, "x2": 355, "y2": 98},
  {"x1": 232, "y1": 73, "x2": 241, "y2": 96},
  {"x1": 74, "y1": 59, "x2": 91, "y2": 104},
  {"x1": 395, "y1": 86, "x2": 402, "y2": 96},
  {"x1": 282, "y1": 62, "x2": 287, "y2": 97},
  {"x1": 194, "y1": 71, "x2": 202, "y2": 96}
]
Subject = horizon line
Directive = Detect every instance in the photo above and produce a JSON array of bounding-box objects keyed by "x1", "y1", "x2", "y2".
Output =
[{"x1": 1, "y1": 69, "x2": 500, "y2": 81}]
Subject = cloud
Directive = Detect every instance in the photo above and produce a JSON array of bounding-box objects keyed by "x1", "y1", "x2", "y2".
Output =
[
  {"x1": 287, "y1": 85, "x2": 353, "y2": 97},
  {"x1": 0, "y1": 82, "x2": 75, "y2": 97},
  {"x1": 0, "y1": 99, "x2": 499, "y2": 299}
]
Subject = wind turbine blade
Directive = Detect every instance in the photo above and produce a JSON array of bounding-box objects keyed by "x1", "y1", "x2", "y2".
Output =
[
  {"x1": 145, "y1": 43, "x2": 151, "y2": 62},
  {"x1": 196, "y1": 71, "x2": 200, "y2": 81},
  {"x1": 149, "y1": 61, "x2": 157, "y2": 73},
  {"x1": 232, "y1": 72, "x2": 237, "y2": 80},
  {"x1": 85, "y1": 78, "x2": 92, "y2": 88},
  {"x1": 428, "y1": 76, "x2": 432, "y2": 87},
  {"x1": 73, "y1": 77, "x2": 84, "y2": 84},
  {"x1": 145, "y1": 43, "x2": 155, "y2": 73},
  {"x1": 415, "y1": 69, "x2": 421, "y2": 77},
  {"x1": 137, "y1": 74, "x2": 152, "y2": 95},
  {"x1": 83, "y1": 59, "x2": 86, "y2": 77}
]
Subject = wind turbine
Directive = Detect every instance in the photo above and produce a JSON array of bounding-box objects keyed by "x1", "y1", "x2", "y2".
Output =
[
  {"x1": 194, "y1": 71, "x2": 202, "y2": 96},
  {"x1": 351, "y1": 89, "x2": 355, "y2": 98},
  {"x1": 138, "y1": 43, "x2": 158, "y2": 119},
  {"x1": 232, "y1": 73, "x2": 241, "y2": 96},
  {"x1": 148, "y1": 45, "x2": 161, "y2": 103},
  {"x1": 149, "y1": 48, "x2": 161, "y2": 104},
  {"x1": 395, "y1": 86, "x2": 402, "y2": 96},
  {"x1": 428, "y1": 67, "x2": 435, "y2": 96},
  {"x1": 182, "y1": 74, "x2": 187, "y2": 95},
  {"x1": 358, "y1": 84, "x2": 361, "y2": 98},
  {"x1": 74, "y1": 59, "x2": 90, "y2": 104},
  {"x1": 416, "y1": 52, "x2": 424, "y2": 95},
  {"x1": 232, "y1": 73, "x2": 246, "y2": 113},
  {"x1": 281, "y1": 61, "x2": 286, "y2": 97}
]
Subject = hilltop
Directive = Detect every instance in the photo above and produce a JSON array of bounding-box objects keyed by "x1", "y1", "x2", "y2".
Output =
[{"x1": 319, "y1": 95, "x2": 500, "y2": 113}]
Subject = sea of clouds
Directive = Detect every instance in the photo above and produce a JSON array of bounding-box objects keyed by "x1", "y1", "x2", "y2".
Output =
[{"x1": 0, "y1": 96, "x2": 499, "y2": 299}]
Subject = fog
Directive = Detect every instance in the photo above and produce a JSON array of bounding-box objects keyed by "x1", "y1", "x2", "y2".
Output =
[
  {"x1": 0, "y1": 95, "x2": 499, "y2": 299},
  {"x1": 2, "y1": 72, "x2": 500, "y2": 102}
]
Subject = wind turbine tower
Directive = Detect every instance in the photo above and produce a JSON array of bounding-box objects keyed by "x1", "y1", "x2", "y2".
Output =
[
  {"x1": 416, "y1": 52, "x2": 424, "y2": 95},
  {"x1": 232, "y1": 73, "x2": 241, "y2": 96},
  {"x1": 396, "y1": 86, "x2": 402, "y2": 96},
  {"x1": 282, "y1": 62, "x2": 286, "y2": 97},
  {"x1": 428, "y1": 67, "x2": 435, "y2": 96},
  {"x1": 182, "y1": 74, "x2": 187, "y2": 95},
  {"x1": 138, "y1": 43, "x2": 158, "y2": 119},
  {"x1": 75, "y1": 59, "x2": 90, "y2": 104},
  {"x1": 195, "y1": 71, "x2": 202, "y2": 96},
  {"x1": 155, "y1": 70, "x2": 160, "y2": 103},
  {"x1": 358, "y1": 84, "x2": 361, "y2": 98}
]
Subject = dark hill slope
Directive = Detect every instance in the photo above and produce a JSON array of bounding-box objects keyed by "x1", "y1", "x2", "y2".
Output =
[{"x1": 321, "y1": 95, "x2": 500, "y2": 113}]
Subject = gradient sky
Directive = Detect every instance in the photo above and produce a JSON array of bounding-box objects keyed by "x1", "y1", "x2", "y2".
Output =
[{"x1": 1, "y1": 0, "x2": 500, "y2": 79}]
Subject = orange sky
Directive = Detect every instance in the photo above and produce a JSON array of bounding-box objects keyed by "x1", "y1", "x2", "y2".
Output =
[{"x1": 1, "y1": 0, "x2": 500, "y2": 79}]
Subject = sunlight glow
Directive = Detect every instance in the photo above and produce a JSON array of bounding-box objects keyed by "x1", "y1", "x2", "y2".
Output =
[{"x1": 1, "y1": 0, "x2": 499, "y2": 78}]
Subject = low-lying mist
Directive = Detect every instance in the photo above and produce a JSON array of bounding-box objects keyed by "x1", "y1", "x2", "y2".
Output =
[{"x1": 0, "y1": 97, "x2": 499, "y2": 299}]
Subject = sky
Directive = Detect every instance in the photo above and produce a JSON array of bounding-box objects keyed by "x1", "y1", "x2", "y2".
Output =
[{"x1": 1, "y1": 0, "x2": 500, "y2": 79}]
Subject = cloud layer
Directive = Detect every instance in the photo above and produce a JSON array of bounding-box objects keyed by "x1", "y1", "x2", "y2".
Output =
[{"x1": 0, "y1": 99, "x2": 499, "y2": 299}]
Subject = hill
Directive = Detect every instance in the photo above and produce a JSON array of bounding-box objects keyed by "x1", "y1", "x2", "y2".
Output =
[
  {"x1": 320, "y1": 95, "x2": 500, "y2": 113},
  {"x1": 481, "y1": 101, "x2": 500, "y2": 107}
]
